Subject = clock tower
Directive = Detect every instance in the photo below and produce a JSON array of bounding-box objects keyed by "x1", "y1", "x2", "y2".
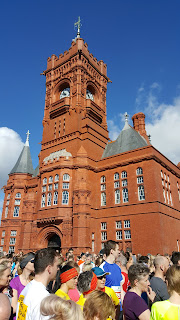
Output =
[{"x1": 40, "y1": 32, "x2": 110, "y2": 165}]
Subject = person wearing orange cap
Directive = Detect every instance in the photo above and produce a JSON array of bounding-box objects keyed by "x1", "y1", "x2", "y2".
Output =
[{"x1": 55, "y1": 265, "x2": 78, "y2": 300}]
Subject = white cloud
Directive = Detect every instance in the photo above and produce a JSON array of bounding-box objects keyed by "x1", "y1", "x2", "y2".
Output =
[
  {"x1": 0, "y1": 128, "x2": 24, "y2": 214},
  {"x1": 146, "y1": 97, "x2": 180, "y2": 165},
  {"x1": 135, "y1": 83, "x2": 180, "y2": 165}
]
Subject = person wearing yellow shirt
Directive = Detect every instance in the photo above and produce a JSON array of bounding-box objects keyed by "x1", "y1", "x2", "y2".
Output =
[
  {"x1": 151, "y1": 265, "x2": 180, "y2": 320},
  {"x1": 92, "y1": 267, "x2": 120, "y2": 306},
  {"x1": 55, "y1": 265, "x2": 78, "y2": 300}
]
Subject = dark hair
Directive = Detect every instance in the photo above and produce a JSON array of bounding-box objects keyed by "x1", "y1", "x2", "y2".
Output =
[
  {"x1": 128, "y1": 263, "x2": 150, "y2": 287},
  {"x1": 77, "y1": 271, "x2": 93, "y2": 293},
  {"x1": 68, "y1": 248, "x2": 73, "y2": 252},
  {"x1": 171, "y1": 252, "x2": 180, "y2": 265},
  {"x1": 138, "y1": 255, "x2": 149, "y2": 264},
  {"x1": 34, "y1": 248, "x2": 58, "y2": 274},
  {"x1": 104, "y1": 240, "x2": 117, "y2": 257}
]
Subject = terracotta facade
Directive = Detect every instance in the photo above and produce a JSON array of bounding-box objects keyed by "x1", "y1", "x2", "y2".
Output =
[{"x1": 0, "y1": 38, "x2": 180, "y2": 256}]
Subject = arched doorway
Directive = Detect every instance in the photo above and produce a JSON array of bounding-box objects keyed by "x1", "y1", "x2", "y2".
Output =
[{"x1": 48, "y1": 233, "x2": 61, "y2": 251}]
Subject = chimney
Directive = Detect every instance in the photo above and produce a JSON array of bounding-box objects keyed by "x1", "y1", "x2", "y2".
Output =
[{"x1": 132, "y1": 112, "x2": 150, "y2": 144}]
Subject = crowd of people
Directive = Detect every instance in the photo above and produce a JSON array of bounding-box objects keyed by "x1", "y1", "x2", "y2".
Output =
[{"x1": 0, "y1": 240, "x2": 180, "y2": 320}]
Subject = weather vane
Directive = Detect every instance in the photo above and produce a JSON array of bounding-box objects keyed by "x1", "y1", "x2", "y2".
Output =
[
  {"x1": 26, "y1": 130, "x2": 30, "y2": 144},
  {"x1": 74, "y1": 16, "x2": 82, "y2": 38},
  {"x1": 124, "y1": 112, "x2": 129, "y2": 123}
]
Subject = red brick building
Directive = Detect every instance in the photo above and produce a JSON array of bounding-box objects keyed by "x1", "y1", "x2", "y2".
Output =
[{"x1": 1, "y1": 36, "x2": 180, "y2": 256}]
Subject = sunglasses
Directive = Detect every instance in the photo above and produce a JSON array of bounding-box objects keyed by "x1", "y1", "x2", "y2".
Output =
[{"x1": 98, "y1": 275, "x2": 106, "y2": 280}]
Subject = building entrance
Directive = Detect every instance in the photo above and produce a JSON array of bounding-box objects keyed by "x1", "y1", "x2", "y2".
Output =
[{"x1": 48, "y1": 234, "x2": 61, "y2": 251}]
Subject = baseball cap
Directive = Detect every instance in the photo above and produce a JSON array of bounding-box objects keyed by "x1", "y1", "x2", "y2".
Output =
[{"x1": 92, "y1": 267, "x2": 110, "y2": 277}]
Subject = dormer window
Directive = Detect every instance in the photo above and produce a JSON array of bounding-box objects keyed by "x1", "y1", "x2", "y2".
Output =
[
  {"x1": 86, "y1": 89, "x2": 94, "y2": 101},
  {"x1": 60, "y1": 88, "x2": 70, "y2": 99}
]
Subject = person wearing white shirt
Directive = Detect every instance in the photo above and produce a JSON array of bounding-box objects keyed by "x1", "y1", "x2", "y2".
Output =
[{"x1": 16, "y1": 248, "x2": 59, "y2": 320}]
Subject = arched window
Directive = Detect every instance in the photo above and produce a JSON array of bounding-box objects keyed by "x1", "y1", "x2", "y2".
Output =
[
  {"x1": 15, "y1": 193, "x2": 21, "y2": 198},
  {"x1": 47, "y1": 193, "x2": 52, "y2": 206},
  {"x1": 62, "y1": 191, "x2": 69, "y2": 205},
  {"x1": 41, "y1": 194, "x2": 46, "y2": 207},
  {"x1": 136, "y1": 167, "x2": 143, "y2": 175},
  {"x1": 55, "y1": 174, "x2": 59, "y2": 182},
  {"x1": 114, "y1": 173, "x2": 119, "y2": 180},
  {"x1": 63, "y1": 174, "x2": 70, "y2": 182},
  {"x1": 138, "y1": 185, "x2": 145, "y2": 201},
  {"x1": 53, "y1": 191, "x2": 58, "y2": 205},
  {"x1": 115, "y1": 189, "x2": 120, "y2": 204},
  {"x1": 122, "y1": 188, "x2": 128, "y2": 203},
  {"x1": 101, "y1": 176, "x2": 106, "y2": 183},
  {"x1": 121, "y1": 171, "x2": 127, "y2": 178},
  {"x1": 101, "y1": 192, "x2": 106, "y2": 206},
  {"x1": 49, "y1": 176, "x2": 53, "y2": 183},
  {"x1": 43, "y1": 177, "x2": 47, "y2": 185}
]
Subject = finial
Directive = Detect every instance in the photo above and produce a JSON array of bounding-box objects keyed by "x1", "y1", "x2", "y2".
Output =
[
  {"x1": 74, "y1": 16, "x2": 81, "y2": 38},
  {"x1": 25, "y1": 130, "x2": 30, "y2": 146},
  {"x1": 148, "y1": 134, "x2": 151, "y2": 143},
  {"x1": 124, "y1": 112, "x2": 129, "y2": 123}
]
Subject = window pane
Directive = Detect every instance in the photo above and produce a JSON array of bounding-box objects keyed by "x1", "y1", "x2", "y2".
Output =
[
  {"x1": 62, "y1": 191, "x2": 69, "y2": 204},
  {"x1": 63, "y1": 174, "x2": 70, "y2": 181},
  {"x1": 122, "y1": 188, "x2": 128, "y2": 203},
  {"x1": 101, "y1": 222, "x2": 107, "y2": 230},
  {"x1": 62, "y1": 183, "x2": 69, "y2": 189},
  {"x1": 137, "y1": 176, "x2": 144, "y2": 184},
  {"x1": 124, "y1": 230, "x2": 131, "y2": 239},
  {"x1": 53, "y1": 191, "x2": 58, "y2": 205},
  {"x1": 55, "y1": 174, "x2": 59, "y2": 181},
  {"x1": 122, "y1": 179, "x2": 127, "y2": 187},
  {"x1": 138, "y1": 185, "x2": 145, "y2": 201},
  {"x1": 13, "y1": 206, "x2": 19, "y2": 217},
  {"x1": 101, "y1": 192, "x2": 106, "y2": 206},
  {"x1": 41, "y1": 194, "x2": 46, "y2": 207},
  {"x1": 114, "y1": 173, "x2": 119, "y2": 180},
  {"x1": 15, "y1": 193, "x2": 21, "y2": 198},
  {"x1": 101, "y1": 232, "x2": 107, "y2": 241},
  {"x1": 116, "y1": 230, "x2": 122, "y2": 240},
  {"x1": 124, "y1": 220, "x2": 130, "y2": 228},
  {"x1": 114, "y1": 181, "x2": 120, "y2": 188},
  {"x1": 115, "y1": 190, "x2": 120, "y2": 204},
  {"x1": 47, "y1": 193, "x2": 52, "y2": 206},
  {"x1": 121, "y1": 171, "x2": 127, "y2": 178},
  {"x1": 136, "y1": 167, "x2": 143, "y2": 175},
  {"x1": 116, "y1": 221, "x2": 122, "y2": 229},
  {"x1": 15, "y1": 199, "x2": 21, "y2": 205},
  {"x1": 11, "y1": 231, "x2": 17, "y2": 236},
  {"x1": 43, "y1": 178, "x2": 47, "y2": 185},
  {"x1": 101, "y1": 184, "x2": 106, "y2": 191},
  {"x1": 101, "y1": 176, "x2": 106, "y2": 183}
]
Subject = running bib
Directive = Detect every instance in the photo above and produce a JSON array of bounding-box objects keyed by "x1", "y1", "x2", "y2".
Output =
[
  {"x1": 111, "y1": 286, "x2": 121, "y2": 301},
  {"x1": 17, "y1": 295, "x2": 28, "y2": 320}
]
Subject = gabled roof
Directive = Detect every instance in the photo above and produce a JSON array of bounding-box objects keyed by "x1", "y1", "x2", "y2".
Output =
[
  {"x1": 102, "y1": 120, "x2": 148, "y2": 159},
  {"x1": 10, "y1": 133, "x2": 34, "y2": 175}
]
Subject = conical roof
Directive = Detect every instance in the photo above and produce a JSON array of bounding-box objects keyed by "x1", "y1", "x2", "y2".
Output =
[
  {"x1": 10, "y1": 131, "x2": 34, "y2": 175},
  {"x1": 102, "y1": 117, "x2": 148, "y2": 159}
]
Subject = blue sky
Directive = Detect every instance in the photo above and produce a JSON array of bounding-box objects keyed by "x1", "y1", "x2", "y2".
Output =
[{"x1": 0, "y1": 0, "x2": 180, "y2": 214}]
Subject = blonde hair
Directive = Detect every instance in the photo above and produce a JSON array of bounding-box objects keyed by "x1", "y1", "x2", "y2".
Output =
[
  {"x1": 166, "y1": 265, "x2": 180, "y2": 295},
  {"x1": 40, "y1": 294, "x2": 83, "y2": 320},
  {"x1": 83, "y1": 290, "x2": 115, "y2": 320},
  {"x1": 0, "y1": 261, "x2": 10, "y2": 278}
]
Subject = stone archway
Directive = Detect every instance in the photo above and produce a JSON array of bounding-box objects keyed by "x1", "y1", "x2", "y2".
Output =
[{"x1": 36, "y1": 225, "x2": 62, "y2": 251}]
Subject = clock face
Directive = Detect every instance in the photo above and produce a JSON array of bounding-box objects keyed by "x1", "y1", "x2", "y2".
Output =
[
  {"x1": 86, "y1": 89, "x2": 94, "y2": 101},
  {"x1": 60, "y1": 88, "x2": 70, "y2": 99}
]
